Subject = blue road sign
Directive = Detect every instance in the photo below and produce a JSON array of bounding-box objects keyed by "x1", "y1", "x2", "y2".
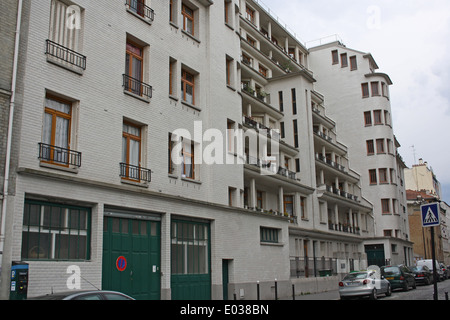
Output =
[{"x1": 421, "y1": 203, "x2": 440, "y2": 227}]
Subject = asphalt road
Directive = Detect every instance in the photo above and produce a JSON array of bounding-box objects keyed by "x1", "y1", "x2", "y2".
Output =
[{"x1": 292, "y1": 279, "x2": 450, "y2": 300}]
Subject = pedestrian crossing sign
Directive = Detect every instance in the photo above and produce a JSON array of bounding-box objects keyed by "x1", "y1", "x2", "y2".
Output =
[{"x1": 421, "y1": 203, "x2": 440, "y2": 227}]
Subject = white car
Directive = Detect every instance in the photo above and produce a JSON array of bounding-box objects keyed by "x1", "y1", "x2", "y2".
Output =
[
  {"x1": 417, "y1": 259, "x2": 444, "y2": 281},
  {"x1": 339, "y1": 270, "x2": 391, "y2": 300}
]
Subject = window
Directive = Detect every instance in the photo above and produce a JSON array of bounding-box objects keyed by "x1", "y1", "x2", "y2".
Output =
[
  {"x1": 22, "y1": 200, "x2": 90, "y2": 260},
  {"x1": 182, "y1": 4, "x2": 194, "y2": 35},
  {"x1": 171, "y1": 220, "x2": 209, "y2": 275},
  {"x1": 300, "y1": 197, "x2": 306, "y2": 219},
  {"x1": 364, "y1": 111, "x2": 372, "y2": 126},
  {"x1": 381, "y1": 199, "x2": 390, "y2": 214},
  {"x1": 293, "y1": 120, "x2": 299, "y2": 148},
  {"x1": 126, "y1": 0, "x2": 154, "y2": 21},
  {"x1": 295, "y1": 159, "x2": 300, "y2": 173},
  {"x1": 256, "y1": 191, "x2": 263, "y2": 209},
  {"x1": 228, "y1": 187, "x2": 236, "y2": 206},
  {"x1": 280, "y1": 122, "x2": 285, "y2": 139},
  {"x1": 226, "y1": 57, "x2": 234, "y2": 86},
  {"x1": 245, "y1": 6, "x2": 255, "y2": 24},
  {"x1": 371, "y1": 82, "x2": 380, "y2": 96},
  {"x1": 350, "y1": 56, "x2": 357, "y2": 70},
  {"x1": 182, "y1": 139, "x2": 195, "y2": 179},
  {"x1": 124, "y1": 40, "x2": 151, "y2": 99},
  {"x1": 278, "y1": 91, "x2": 284, "y2": 112},
  {"x1": 291, "y1": 89, "x2": 297, "y2": 115},
  {"x1": 369, "y1": 169, "x2": 377, "y2": 184},
  {"x1": 361, "y1": 83, "x2": 369, "y2": 98},
  {"x1": 168, "y1": 133, "x2": 176, "y2": 174},
  {"x1": 169, "y1": 58, "x2": 177, "y2": 96},
  {"x1": 41, "y1": 95, "x2": 74, "y2": 167},
  {"x1": 47, "y1": 0, "x2": 85, "y2": 70},
  {"x1": 259, "y1": 64, "x2": 268, "y2": 77},
  {"x1": 340, "y1": 53, "x2": 348, "y2": 68},
  {"x1": 283, "y1": 195, "x2": 293, "y2": 216},
  {"x1": 373, "y1": 110, "x2": 382, "y2": 124},
  {"x1": 170, "y1": 0, "x2": 175, "y2": 22},
  {"x1": 121, "y1": 122, "x2": 145, "y2": 182},
  {"x1": 181, "y1": 69, "x2": 195, "y2": 105},
  {"x1": 376, "y1": 139, "x2": 385, "y2": 154},
  {"x1": 379, "y1": 168, "x2": 388, "y2": 183},
  {"x1": 224, "y1": 0, "x2": 232, "y2": 24},
  {"x1": 331, "y1": 50, "x2": 339, "y2": 64},
  {"x1": 260, "y1": 227, "x2": 279, "y2": 244},
  {"x1": 366, "y1": 140, "x2": 375, "y2": 155}
]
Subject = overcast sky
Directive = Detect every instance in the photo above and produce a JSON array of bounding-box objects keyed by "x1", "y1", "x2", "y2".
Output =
[{"x1": 260, "y1": 0, "x2": 450, "y2": 203}]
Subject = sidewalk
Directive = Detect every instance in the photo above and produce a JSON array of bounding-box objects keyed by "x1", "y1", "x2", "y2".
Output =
[{"x1": 282, "y1": 289, "x2": 340, "y2": 300}]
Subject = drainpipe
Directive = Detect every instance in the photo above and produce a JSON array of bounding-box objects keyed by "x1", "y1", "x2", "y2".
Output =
[{"x1": 1, "y1": 0, "x2": 23, "y2": 274}]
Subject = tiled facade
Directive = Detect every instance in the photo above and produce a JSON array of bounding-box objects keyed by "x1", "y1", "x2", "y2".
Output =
[{"x1": 0, "y1": 0, "x2": 410, "y2": 300}]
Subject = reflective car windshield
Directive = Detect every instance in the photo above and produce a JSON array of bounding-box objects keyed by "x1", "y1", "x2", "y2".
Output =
[
  {"x1": 383, "y1": 267, "x2": 400, "y2": 275},
  {"x1": 343, "y1": 272, "x2": 368, "y2": 280}
]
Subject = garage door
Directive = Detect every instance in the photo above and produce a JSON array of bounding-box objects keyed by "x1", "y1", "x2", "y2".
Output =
[
  {"x1": 171, "y1": 219, "x2": 211, "y2": 300},
  {"x1": 102, "y1": 213, "x2": 161, "y2": 300}
]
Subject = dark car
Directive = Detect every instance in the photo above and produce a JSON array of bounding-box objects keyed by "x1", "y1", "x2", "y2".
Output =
[
  {"x1": 28, "y1": 290, "x2": 135, "y2": 300},
  {"x1": 381, "y1": 265, "x2": 416, "y2": 291},
  {"x1": 409, "y1": 265, "x2": 433, "y2": 285}
]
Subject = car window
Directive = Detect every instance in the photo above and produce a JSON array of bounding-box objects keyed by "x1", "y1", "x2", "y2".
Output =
[
  {"x1": 73, "y1": 293, "x2": 103, "y2": 300},
  {"x1": 382, "y1": 267, "x2": 400, "y2": 275},
  {"x1": 343, "y1": 272, "x2": 368, "y2": 280},
  {"x1": 103, "y1": 293, "x2": 132, "y2": 300}
]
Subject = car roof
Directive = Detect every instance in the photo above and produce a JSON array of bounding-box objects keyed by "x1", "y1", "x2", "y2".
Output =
[{"x1": 29, "y1": 290, "x2": 133, "y2": 300}]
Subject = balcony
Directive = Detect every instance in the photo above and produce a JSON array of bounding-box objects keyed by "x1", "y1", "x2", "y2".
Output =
[
  {"x1": 120, "y1": 163, "x2": 151, "y2": 183},
  {"x1": 45, "y1": 39, "x2": 86, "y2": 72},
  {"x1": 38, "y1": 143, "x2": 82, "y2": 167},
  {"x1": 122, "y1": 74, "x2": 152, "y2": 100},
  {"x1": 126, "y1": 0, "x2": 155, "y2": 22},
  {"x1": 245, "y1": 155, "x2": 298, "y2": 182},
  {"x1": 315, "y1": 153, "x2": 347, "y2": 173},
  {"x1": 325, "y1": 185, "x2": 359, "y2": 203}
]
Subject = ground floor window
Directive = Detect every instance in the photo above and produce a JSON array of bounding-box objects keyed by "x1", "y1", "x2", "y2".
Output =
[
  {"x1": 171, "y1": 219, "x2": 210, "y2": 275},
  {"x1": 21, "y1": 200, "x2": 91, "y2": 260}
]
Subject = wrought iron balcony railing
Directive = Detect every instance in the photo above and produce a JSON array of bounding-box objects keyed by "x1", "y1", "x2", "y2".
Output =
[
  {"x1": 120, "y1": 163, "x2": 151, "y2": 183},
  {"x1": 45, "y1": 39, "x2": 86, "y2": 70},
  {"x1": 123, "y1": 74, "x2": 153, "y2": 99},
  {"x1": 126, "y1": 0, "x2": 155, "y2": 21},
  {"x1": 39, "y1": 143, "x2": 82, "y2": 167}
]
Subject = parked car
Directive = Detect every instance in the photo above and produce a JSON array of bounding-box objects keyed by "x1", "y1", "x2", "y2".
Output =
[
  {"x1": 28, "y1": 290, "x2": 135, "y2": 300},
  {"x1": 408, "y1": 265, "x2": 434, "y2": 285},
  {"x1": 381, "y1": 265, "x2": 416, "y2": 291},
  {"x1": 440, "y1": 263, "x2": 449, "y2": 280},
  {"x1": 339, "y1": 270, "x2": 391, "y2": 300},
  {"x1": 417, "y1": 259, "x2": 444, "y2": 282}
]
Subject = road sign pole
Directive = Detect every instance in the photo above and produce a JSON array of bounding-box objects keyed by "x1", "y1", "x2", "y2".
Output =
[{"x1": 430, "y1": 226, "x2": 438, "y2": 300}]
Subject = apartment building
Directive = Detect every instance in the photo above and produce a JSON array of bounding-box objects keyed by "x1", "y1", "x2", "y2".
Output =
[
  {"x1": 1, "y1": 0, "x2": 410, "y2": 300},
  {"x1": 239, "y1": 0, "x2": 375, "y2": 277},
  {"x1": 309, "y1": 42, "x2": 413, "y2": 266},
  {"x1": 405, "y1": 158, "x2": 442, "y2": 199}
]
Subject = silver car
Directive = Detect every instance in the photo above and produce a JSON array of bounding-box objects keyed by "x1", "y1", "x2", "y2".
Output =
[{"x1": 339, "y1": 270, "x2": 392, "y2": 300}]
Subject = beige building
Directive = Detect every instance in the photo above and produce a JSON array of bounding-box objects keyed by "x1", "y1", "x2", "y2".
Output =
[{"x1": 405, "y1": 158, "x2": 442, "y2": 199}]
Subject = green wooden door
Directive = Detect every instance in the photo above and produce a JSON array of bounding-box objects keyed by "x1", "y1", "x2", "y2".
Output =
[
  {"x1": 171, "y1": 219, "x2": 211, "y2": 300},
  {"x1": 102, "y1": 216, "x2": 160, "y2": 300}
]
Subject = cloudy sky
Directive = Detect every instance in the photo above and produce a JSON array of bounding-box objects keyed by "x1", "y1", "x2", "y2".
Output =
[{"x1": 261, "y1": 0, "x2": 450, "y2": 203}]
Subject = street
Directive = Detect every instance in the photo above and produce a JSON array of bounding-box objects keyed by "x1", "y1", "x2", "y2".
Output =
[
  {"x1": 383, "y1": 280, "x2": 450, "y2": 300},
  {"x1": 293, "y1": 279, "x2": 450, "y2": 300}
]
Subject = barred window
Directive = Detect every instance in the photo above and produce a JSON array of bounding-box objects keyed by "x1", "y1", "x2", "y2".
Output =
[
  {"x1": 260, "y1": 227, "x2": 279, "y2": 244},
  {"x1": 21, "y1": 201, "x2": 91, "y2": 260}
]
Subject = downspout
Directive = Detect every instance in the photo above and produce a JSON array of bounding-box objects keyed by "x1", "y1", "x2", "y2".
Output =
[{"x1": 0, "y1": 0, "x2": 23, "y2": 270}]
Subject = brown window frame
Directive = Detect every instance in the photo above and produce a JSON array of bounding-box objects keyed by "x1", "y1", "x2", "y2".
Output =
[
  {"x1": 381, "y1": 199, "x2": 390, "y2": 214},
  {"x1": 366, "y1": 140, "x2": 375, "y2": 155},
  {"x1": 182, "y1": 4, "x2": 194, "y2": 35},
  {"x1": 182, "y1": 139, "x2": 195, "y2": 179},
  {"x1": 122, "y1": 121, "x2": 142, "y2": 182},
  {"x1": 361, "y1": 83, "x2": 369, "y2": 98},
  {"x1": 364, "y1": 111, "x2": 372, "y2": 126},
  {"x1": 181, "y1": 69, "x2": 195, "y2": 105},
  {"x1": 42, "y1": 95, "x2": 73, "y2": 167},
  {"x1": 331, "y1": 50, "x2": 339, "y2": 64}
]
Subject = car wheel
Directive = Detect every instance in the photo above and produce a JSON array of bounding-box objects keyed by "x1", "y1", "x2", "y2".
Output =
[
  {"x1": 385, "y1": 284, "x2": 392, "y2": 297},
  {"x1": 402, "y1": 281, "x2": 409, "y2": 291},
  {"x1": 370, "y1": 288, "x2": 377, "y2": 300}
]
